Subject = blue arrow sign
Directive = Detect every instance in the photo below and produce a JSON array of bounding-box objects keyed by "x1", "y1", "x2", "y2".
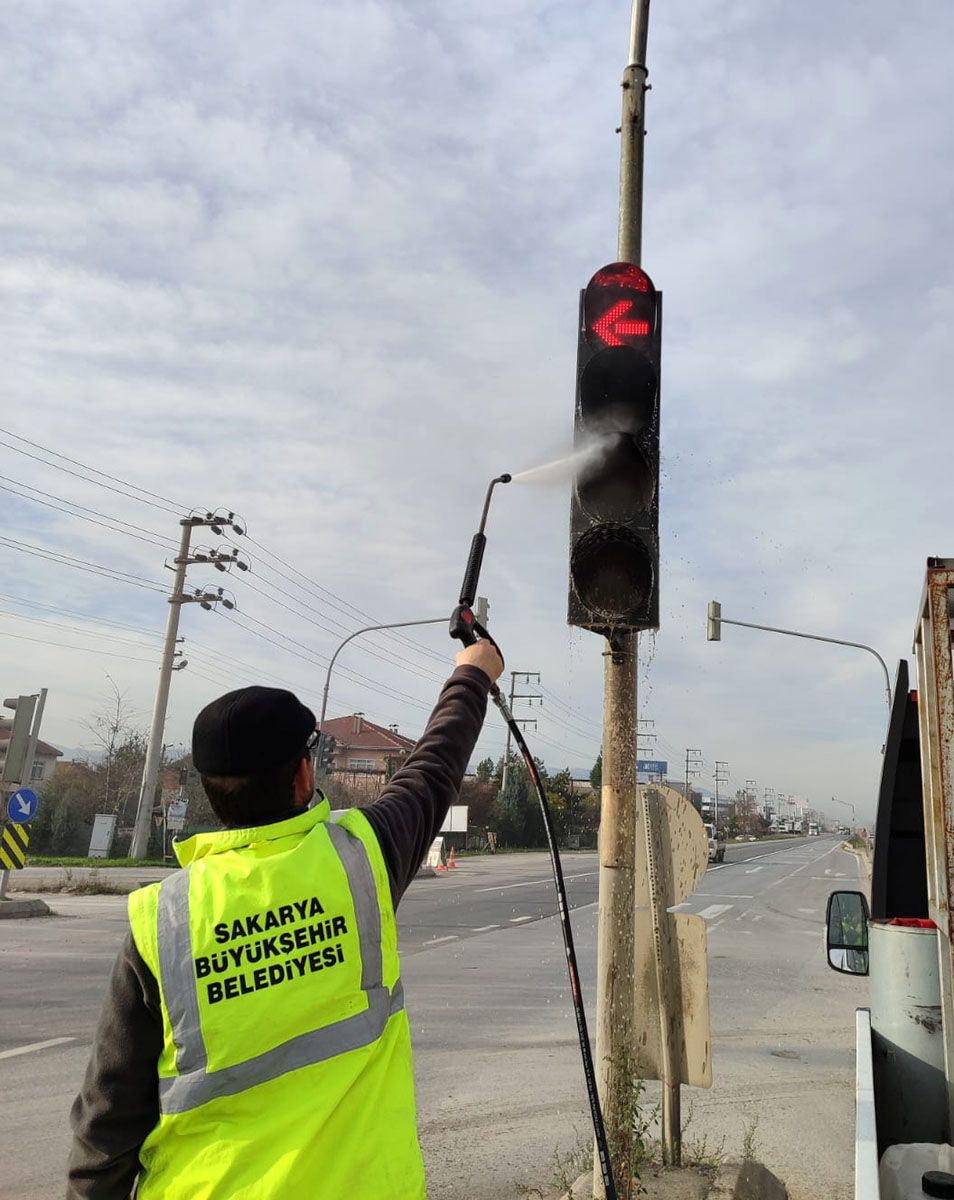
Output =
[{"x1": 7, "y1": 788, "x2": 40, "y2": 823}]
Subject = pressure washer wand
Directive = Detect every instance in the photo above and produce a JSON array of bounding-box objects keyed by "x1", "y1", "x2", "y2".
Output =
[
  {"x1": 448, "y1": 476, "x2": 618, "y2": 1200},
  {"x1": 449, "y1": 473, "x2": 511, "y2": 647}
]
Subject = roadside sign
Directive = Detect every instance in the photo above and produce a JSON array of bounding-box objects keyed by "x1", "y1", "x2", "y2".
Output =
[
  {"x1": 7, "y1": 788, "x2": 40, "y2": 824},
  {"x1": 166, "y1": 800, "x2": 188, "y2": 832},
  {"x1": 0, "y1": 822, "x2": 29, "y2": 869},
  {"x1": 637, "y1": 759, "x2": 667, "y2": 777}
]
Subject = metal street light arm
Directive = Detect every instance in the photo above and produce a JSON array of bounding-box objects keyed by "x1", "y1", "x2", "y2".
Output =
[
  {"x1": 317, "y1": 619, "x2": 448, "y2": 738},
  {"x1": 715, "y1": 613, "x2": 892, "y2": 719}
]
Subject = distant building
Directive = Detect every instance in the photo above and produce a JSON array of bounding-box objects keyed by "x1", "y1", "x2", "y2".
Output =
[
  {"x1": 0, "y1": 719, "x2": 62, "y2": 786},
  {"x1": 320, "y1": 713, "x2": 417, "y2": 781}
]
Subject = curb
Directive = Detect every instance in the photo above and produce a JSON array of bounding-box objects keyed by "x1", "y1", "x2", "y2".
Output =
[
  {"x1": 0, "y1": 897, "x2": 53, "y2": 919},
  {"x1": 562, "y1": 1161, "x2": 787, "y2": 1199}
]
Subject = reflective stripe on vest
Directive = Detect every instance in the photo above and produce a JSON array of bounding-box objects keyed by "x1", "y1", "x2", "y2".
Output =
[{"x1": 154, "y1": 820, "x2": 404, "y2": 1115}]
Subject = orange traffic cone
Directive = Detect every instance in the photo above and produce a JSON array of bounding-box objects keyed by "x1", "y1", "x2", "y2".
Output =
[
  {"x1": 435, "y1": 858, "x2": 447, "y2": 873},
  {"x1": 447, "y1": 847, "x2": 457, "y2": 869}
]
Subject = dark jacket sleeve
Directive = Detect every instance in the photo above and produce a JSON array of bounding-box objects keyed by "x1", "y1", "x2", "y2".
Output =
[
  {"x1": 66, "y1": 931, "x2": 163, "y2": 1200},
  {"x1": 361, "y1": 664, "x2": 491, "y2": 906}
]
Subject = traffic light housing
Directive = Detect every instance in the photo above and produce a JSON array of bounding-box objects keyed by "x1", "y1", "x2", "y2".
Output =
[
  {"x1": 568, "y1": 263, "x2": 661, "y2": 633},
  {"x1": 317, "y1": 734, "x2": 337, "y2": 775}
]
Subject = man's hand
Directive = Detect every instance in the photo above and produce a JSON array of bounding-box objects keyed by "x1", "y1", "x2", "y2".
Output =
[{"x1": 456, "y1": 640, "x2": 504, "y2": 685}]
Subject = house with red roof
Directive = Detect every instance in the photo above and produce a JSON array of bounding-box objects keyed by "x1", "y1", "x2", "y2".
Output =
[{"x1": 320, "y1": 712, "x2": 417, "y2": 780}]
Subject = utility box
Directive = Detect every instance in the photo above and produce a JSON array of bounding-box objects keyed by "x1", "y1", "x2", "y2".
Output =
[{"x1": 88, "y1": 813, "x2": 118, "y2": 859}]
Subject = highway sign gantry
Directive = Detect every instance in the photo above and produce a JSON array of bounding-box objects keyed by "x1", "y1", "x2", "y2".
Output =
[
  {"x1": 0, "y1": 822, "x2": 29, "y2": 869},
  {"x1": 7, "y1": 788, "x2": 40, "y2": 824}
]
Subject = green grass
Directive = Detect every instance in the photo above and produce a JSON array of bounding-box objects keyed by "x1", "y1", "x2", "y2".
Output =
[{"x1": 26, "y1": 856, "x2": 170, "y2": 868}]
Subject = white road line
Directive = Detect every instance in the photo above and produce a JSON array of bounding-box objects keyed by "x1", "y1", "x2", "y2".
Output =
[
  {"x1": 471, "y1": 925, "x2": 500, "y2": 933},
  {"x1": 798, "y1": 907, "x2": 815, "y2": 915},
  {"x1": 752, "y1": 914, "x2": 763, "y2": 922},
  {"x1": 696, "y1": 893, "x2": 753, "y2": 900},
  {"x1": 745, "y1": 867, "x2": 764, "y2": 875},
  {"x1": 476, "y1": 872, "x2": 596, "y2": 894},
  {"x1": 510, "y1": 915, "x2": 535, "y2": 924},
  {"x1": 698, "y1": 904, "x2": 733, "y2": 921},
  {"x1": 0, "y1": 1036, "x2": 76, "y2": 1061},
  {"x1": 422, "y1": 935, "x2": 457, "y2": 947}
]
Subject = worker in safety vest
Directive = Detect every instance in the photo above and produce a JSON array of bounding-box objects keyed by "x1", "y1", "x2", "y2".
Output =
[{"x1": 66, "y1": 639, "x2": 503, "y2": 1200}]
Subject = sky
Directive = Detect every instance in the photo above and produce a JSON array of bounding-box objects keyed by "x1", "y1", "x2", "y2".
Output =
[{"x1": 3, "y1": 0, "x2": 954, "y2": 826}]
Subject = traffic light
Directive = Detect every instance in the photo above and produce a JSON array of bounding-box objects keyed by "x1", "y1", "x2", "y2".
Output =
[
  {"x1": 707, "y1": 600, "x2": 721, "y2": 641},
  {"x1": 317, "y1": 735, "x2": 337, "y2": 775},
  {"x1": 1, "y1": 694, "x2": 38, "y2": 784},
  {"x1": 568, "y1": 262, "x2": 662, "y2": 632}
]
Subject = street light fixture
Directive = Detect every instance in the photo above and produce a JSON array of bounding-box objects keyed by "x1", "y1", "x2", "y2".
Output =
[{"x1": 706, "y1": 600, "x2": 892, "y2": 724}]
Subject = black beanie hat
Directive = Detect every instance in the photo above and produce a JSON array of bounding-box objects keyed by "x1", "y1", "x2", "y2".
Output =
[{"x1": 192, "y1": 687, "x2": 316, "y2": 776}]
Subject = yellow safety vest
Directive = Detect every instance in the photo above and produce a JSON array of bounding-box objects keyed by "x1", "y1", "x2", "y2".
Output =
[{"x1": 127, "y1": 799, "x2": 426, "y2": 1200}]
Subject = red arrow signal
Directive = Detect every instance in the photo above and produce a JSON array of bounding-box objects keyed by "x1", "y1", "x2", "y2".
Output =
[{"x1": 592, "y1": 300, "x2": 651, "y2": 347}]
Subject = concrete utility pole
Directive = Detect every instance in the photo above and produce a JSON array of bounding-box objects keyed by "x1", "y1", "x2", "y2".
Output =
[
  {"x1": 500, "y1": 671, "x2": 541, "y2": 793},
  {"x1": 684, "y1": 748, "x2": 702, "y2": 809},
  {"x1": 714, "y1": 761, "x2": 729, "y2": 829},
  {"x1": 130, "y1": 513, "x2": 243, "y2": 858},
  {"x1": 594, "y1": 3, "x2": 654, "y2": 1193}
]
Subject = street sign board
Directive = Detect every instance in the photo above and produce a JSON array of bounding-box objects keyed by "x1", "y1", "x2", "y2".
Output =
[
  {"x1": 440, "y1": 805, "x2": 468, "y2": 834},
  {"x1": 0, "y1": 822, "x2": 29, "y2": 869},
  {"x1": 166, "y1": 800, "x2": 188, "y2": 832},
  {"x1": 6, "y1": 788, "x2": 40, "y2": 824},
  {"x1": 637, "y1": 759, "x2": 667, "y2": 779}
]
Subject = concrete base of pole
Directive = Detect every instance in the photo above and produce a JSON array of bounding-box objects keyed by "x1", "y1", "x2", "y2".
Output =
[
  {"x1": 563, "y1": 1161, "x2": 787, "y2": 1200},
  {"x1": 0, "y1": 897, "x2": 53, "y2": 918}
]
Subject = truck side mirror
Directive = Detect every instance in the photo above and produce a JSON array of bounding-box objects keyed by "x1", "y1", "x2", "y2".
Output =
[{"x1": 825, "y1": 890, "x2": 870, "y2": 976}]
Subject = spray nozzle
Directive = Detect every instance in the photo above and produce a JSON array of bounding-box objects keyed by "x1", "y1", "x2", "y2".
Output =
[{"x1": 457, "y1": 473, "x2": 512, "y2": 608}]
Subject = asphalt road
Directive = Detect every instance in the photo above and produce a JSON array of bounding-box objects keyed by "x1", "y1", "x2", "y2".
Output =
[{"x1": 1, "y1": 836, "x2": 863, "y2": 1199}]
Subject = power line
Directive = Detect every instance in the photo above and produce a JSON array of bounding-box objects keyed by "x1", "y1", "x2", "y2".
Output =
[
  {"x1": 0, "y1": 535, "x2": 167, "y2": 593},
  {"x1": 0, "y1": 608, "x2": 159, "y2": 651},
  {"x1": 0, "y1": 425, "x2": 184, "y2": 514},
  {"x1": 0, "y1": 623, "x2": 158, "y2": 664},
  {"x1": 218, "y1": 610, "x2": 434, "y2": 714},
  {"x1": 0, "y1": 473, "x2": 175, "y2": 549},
  {"x1": 0, "y1": 591, "x2": 161, "y2": 637},
  {"x1": 233, "y1": 573, "x2": 445, "y2": 688},
  {"x1": 237, "y1": 533, "x2": 449, "y2": 667}
]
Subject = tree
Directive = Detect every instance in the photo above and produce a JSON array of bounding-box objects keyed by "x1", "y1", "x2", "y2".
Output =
[
  {"x1": 590, "y1": 751, "x2": 602, "y2": 792},
  {"x1": 492, "y1": 758, "x2": 546, "y2": 847},
  {"x1": 83, "y1": 678, "x2": 143, "y2": 816},
  {"x1": 459, "y1": 777, "x2": 497, "y2": 830},
  {"x1": 475, "y1": 757, "x2": 495, "y2": 784}
]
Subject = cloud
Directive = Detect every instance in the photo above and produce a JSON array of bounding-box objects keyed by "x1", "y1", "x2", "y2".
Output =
[{"x1": 1, "y1": 0, "x2": 953, "y2": 820}]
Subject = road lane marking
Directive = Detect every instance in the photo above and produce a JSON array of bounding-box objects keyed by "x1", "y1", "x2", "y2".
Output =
[
  {"x1": 510, "y1": 916, "x2": 534, "y2": 924},
  {"x1": 798, "y1": 907, "x2": 815, "y2": 915},
  {"x1": 0, "y1": 1036, "x2": 76, "y2": 1060},
  {"x1": 471, "y1": 925, "x2": 500, "y2": 933},
  {"x1": 696, "y1": 893, "x2": 753, "y2": 899},
  {"x1": 422, "y1": 936, "x2": 457, "y2": 947},
  {"x1": 698, "y1": 904, "x2": 733, "y2": 921},
  {"x1": 476, "y1": 872, "x2": 596, "y2": 894},
  {"x1": 752, "y1": 914, "x2": 763, "y2": 922},
  {"x1": 745, "y1": 867, "x2": 764, "y2": 874}
]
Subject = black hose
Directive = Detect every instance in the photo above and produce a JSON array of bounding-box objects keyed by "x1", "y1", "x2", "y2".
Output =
[{"x1": 491, "y1": 691, "x2": 618, "y2": 1200}]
